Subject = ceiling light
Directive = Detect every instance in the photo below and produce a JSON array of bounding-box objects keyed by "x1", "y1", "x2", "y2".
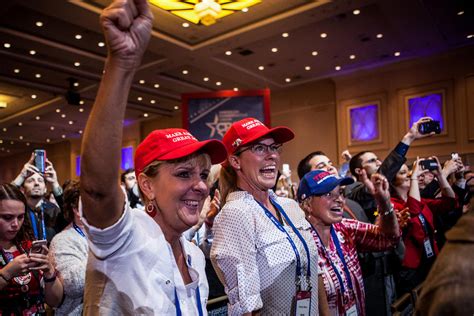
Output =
[
  {"x1": 35, "y1": 116, "x2": 40, "y2": 120},
  {"x1": 56, "y1": 108, "x2": 61, "y2": 113},
  {"x1": 467, "y1": 34, "x2": 474, "y2": 39},
  {"x1": 242, "y1": 7, "x2": 249, "y2": 12},
  {"x1": 353, "y1": 9, "x2": 360, "y2": 15},
  {"x1": 285, "y1": 78, "x2": 291, "y2": 83},
  {"x1": 79, "y1": 100, "x2": 84, "y2": 105},
  {"x1": 312, "y1": 51, "x2": 318, "y2": 56},
  {"x1": 143, "y1": 113, "x2": 149, "y2": 118},
  {"x1": 150, "y1": 100, "x2": 156, "y2": 104},
  {"x1": 350, "y1": 54, "x2": 356, "y2": 59},
  {"x1": 74, "y1": 62, "x2": 81, "y2": 67},
  {"x1": 46, "y1": 138, "x2": 50, "y2": 143},
  {"x1": 182, "y1": 22, "x2": 190, "y2": 28},
  {"x1": 0, "y1": 102, "x2": 6, "y2": 109},
  {"x1": 174, "y1": 106, "x2": 179, "y2": 110},
  {"x1": 68, "y1": 121, "x2": 74, "y2": 125},
  {"x1": 29, "y1": 50, "x2": 36, "y2": 55},
  {"x1": 36, "y1": 21, "x2": 43, "y2": 27},
  {"x1": 2, "y1": 128, "x2": 7, "y2": 132},
  {"x1": 14, "y1": 69, "x2": 20, "y2": 73},
  {"x1": 79, "y1": 108, "x2": 84, "y2": 112},
  {"x1": 394, "y1": 51, "x2": 401, "y2": 56},
  {"x1": 26, "y1": 142, "x2": 30, "y2": 146},
  {"x1": 61, "y1": 114, "x2": 66, "y2": 118},
  {"x1": 98, "y1": 42, "x2": 105, "y2": 47},
  {"x1": 457, "y1": 11, "x2": 464, "y2": 15},
  {"x1": 225, "y1": 51, "x2": 232, "y2": 56},
  {"x1": 282, "y1": 32, "x2": 289, "y2": 38},
  {"x1": 18, "y1": 122, "x2": 23, "y2": 126},
  {"x1": 304, "y1": 66, "x2": 311, "y2": 71},
  {"x1": 50, "y1": 126, "x2": 55, "y2": 131},
  {"x1": 73, "y1": 82, "x2": 79, "y2": 87},
  {"x1": 139, "y1": 79, "x2": 145, "y2": 84},
  {"x1": 35, "y1": 74, "x2": 42, "y2": 79},
  {"x1": 0, "y1": 140, "x2": 2, "y2": 144},
  {"x1": 154, "y1": 83, "x2": 160, "y2": 88},
  {"x1": 19, "y1": 136, "x2": 23, "y2": 140},
  {"x1": 182, "y1": 70, "x2": 189, "y2": 75},
  {"x1": 233, "y1": 87, "x2": 239, "y2": 91},
  {"x1": 31, "y1": 94, "x2": 37, "y2": 99},
  {"x1": 335, "y1": 66, "x2": 341, "y2": 71},
  {"x1": 203, "y1": 77, "x2": 209, "y2": 81},
  {"x1": 376, "y1": 33, "x2": 383, "y2": 39},
  {"x1": 62, "y1": 135, "x2": 66, "y2": 139},
  {"x1": 258, "y1": 66, "x2": 264, "y2": 70},
  {"x1": 216, "y1": 81, "x2": 222, "y2": 86},
  {"x1": 10, "y1": 141, "x2": 14, "y2": 145},
  {"x1": 4, "y1": 43, "x2": 11, "y2": 48},
  {"x1": 75, "y1": 34, "x2": 82, "y2": 40},
  {"x1": 271, "y1": 48, "x2": 278, "y2": 53},
  {"x1": 137, "y1": 97, "x2": 143, "y2": 101},
  {"x1": 79, "y1": 130, "x2": 83, "y2": 134},
  {"x1": 320, "y1": 33, "x2": 328, "y2": 38}
]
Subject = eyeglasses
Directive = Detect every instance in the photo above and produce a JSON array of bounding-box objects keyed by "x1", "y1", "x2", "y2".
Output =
[
  {"x1": 236, "y1": 143, "x2": 283, "y2": 156},
  {"x1": 318, "y1": 189, "x2": 345, "y2": 200}
]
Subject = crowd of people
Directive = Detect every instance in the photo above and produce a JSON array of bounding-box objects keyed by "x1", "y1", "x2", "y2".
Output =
[{"x1": 0, "y1": 0, "x2": 473, "y2": 315}]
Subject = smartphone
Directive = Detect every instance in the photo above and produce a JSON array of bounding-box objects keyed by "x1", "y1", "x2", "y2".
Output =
[
  {"x1": 451, "y1": 152, "x2": 459, "y2": 160},
  {"x1": 33, "y1": 149, "x2": 46, "y2": 173},
  {"x1": 418, "y1": 120, "x2": 441, "y2": 134},
  {"x1": 419, "y1": 159, "x2": 438, "y2": 171},
  {"x1": 29, "y1": 240, "x2": 47, "y2": 255},
  {"x1": 282, "y1": 163, "x2": 290, "y2": 177}
]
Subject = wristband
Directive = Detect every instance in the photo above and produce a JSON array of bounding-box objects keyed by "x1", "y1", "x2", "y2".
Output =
[
  {"x1": 44, "y1": 270, "x2": 57, "y2": 283},
  {"x1": 382, "y1": 204, "x2": 395, "y2": 216}
]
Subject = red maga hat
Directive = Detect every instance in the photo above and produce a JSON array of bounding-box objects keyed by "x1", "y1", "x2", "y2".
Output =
[
  {"x1": 134, "y1": 128, "x2": 227, "y2": 176},
  {"x1": 222, "y1": 118, "x2": 295, "y2": 155}
]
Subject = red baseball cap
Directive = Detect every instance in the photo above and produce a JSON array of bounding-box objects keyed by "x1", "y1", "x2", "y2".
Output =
[
  {"x1": 134, "y1": 128, "x2": 227, "y2": 176},
  {"x1": 222, "y1": 118, "x2": 295, "y2": 155}
]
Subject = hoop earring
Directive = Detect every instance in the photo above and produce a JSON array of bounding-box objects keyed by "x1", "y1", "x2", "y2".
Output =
[{"x1": 146, "y1": 201, "x2": 157, "y2": 218}]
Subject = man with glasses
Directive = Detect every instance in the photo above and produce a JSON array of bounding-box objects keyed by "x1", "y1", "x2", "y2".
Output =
[{"x1": 120, "y1": 168, "x2": 143, "y2": 209}]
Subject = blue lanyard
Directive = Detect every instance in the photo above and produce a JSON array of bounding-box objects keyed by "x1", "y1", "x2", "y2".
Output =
[
  {"x1": 73, "y1": 222, "x2": 86, "y2": 238},
  {"x1": 311, "y1": 225, "x2": 353, "y2": 296},
  {"x1": 29, "y1": 205, "x2": 47, "y2": 240},
  {"x1": 418, "y1": 214, "x2": 430, "y2": 235},
  {"x1": 175, "y1": 255, "x2": 203, "y2": 316},
  {"x1": 256, "y1": 199, "x2": 312, "y2": 280}
]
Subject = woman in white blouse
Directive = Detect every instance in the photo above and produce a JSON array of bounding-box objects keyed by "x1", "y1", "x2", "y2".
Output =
[{"x1": 211, "y1": 118, "x2": 328, "y2": 315}]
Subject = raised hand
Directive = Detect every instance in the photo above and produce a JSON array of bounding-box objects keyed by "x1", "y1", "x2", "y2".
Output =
[
  {"x1": 101, "y1": 0, "x2": 153, "y2": 69},
  {"x1": 205, "y1": 189, "x2": 221, "y2": 226},
  {"x1": 396, "y1": 207, "x2": 411, "y2": 229},
  {"x1": 371, "y1": 173, "x2": 391, "y2": 210}
]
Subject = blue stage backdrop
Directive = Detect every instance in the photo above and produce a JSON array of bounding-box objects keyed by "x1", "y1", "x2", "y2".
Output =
[{"x1": 182, "y1": 89, "x2": 270, "y2": 141}]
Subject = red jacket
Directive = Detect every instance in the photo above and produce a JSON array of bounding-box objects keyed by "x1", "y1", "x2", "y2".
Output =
[{"x1": 391, "y1": 196, "x2": 457, "y2": 269}]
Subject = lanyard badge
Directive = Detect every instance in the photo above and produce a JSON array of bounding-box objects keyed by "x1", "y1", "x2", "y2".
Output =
[{"x1": 295, "y1": 290, "x2": 311, "y2": 316}]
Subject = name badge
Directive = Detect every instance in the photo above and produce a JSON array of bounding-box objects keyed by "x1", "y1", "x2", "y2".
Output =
[
  {"x1": 295, "y1": 290, "x2": 311, "y2": 316},
  {"x1": 346, "y1": 304, "x2": 358, "y2": 316},
  {"x1": 423, "y1": 238, "x2": 434, "y2": 258}
]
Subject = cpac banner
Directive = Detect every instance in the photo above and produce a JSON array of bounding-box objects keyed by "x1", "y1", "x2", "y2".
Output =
[{"x1": 182, "y1": 89, "x2": 270, "y2": 140}]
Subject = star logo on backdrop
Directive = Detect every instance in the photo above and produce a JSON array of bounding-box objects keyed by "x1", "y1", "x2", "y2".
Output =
[{"x1": 206, "y1": 115, "x2": 232, "y2": 138}]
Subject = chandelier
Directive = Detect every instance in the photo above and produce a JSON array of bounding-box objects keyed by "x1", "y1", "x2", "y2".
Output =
[{"x1": 150, "y1": 0, "x2": 262, "y2": 26}]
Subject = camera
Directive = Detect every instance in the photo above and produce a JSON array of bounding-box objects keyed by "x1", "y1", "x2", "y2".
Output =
[
  {"x1": 418, "y1": 120, "x2": 441, "y2": 134},
  {"x1": 34, "y1": 149, "x2": 46, "y2": 173},
  {"x1": 420, "y1": 159, "x2": 438, "y2": 171}
]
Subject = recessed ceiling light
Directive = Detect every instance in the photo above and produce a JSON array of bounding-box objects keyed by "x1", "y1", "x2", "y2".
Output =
[
  {"x1": 285, "y1": 78, "x2": 291, "y2": 83},
  {"x1": 282, "y1": 32, "x2": 289, "y2": 38},
  {"x1": 31, "y1": 94, "x2": 37, "y2": 99},
  {"x1": 98, "y1": 41, "x2": 105, "y2": 47},
  {"x1": 2, "y1": 128, "x2": 7, "y2": 132},
  {"x1": 312, "y1": 51, "x2": 318, "y2": 56},
  {"x1": 233, "y1": 87, "x2": 239, "y2": 91},
  {"x1": 29, "y1": 50, "x2": 36, "y2": 55},
  {"x1": 242, "y1": 7, "x2": 249, "y2": 12},
  {"x1": 457, "y1": 11, "x2": 464, "y2": 15},
  {"x1": 394, "y1": 51, "x2": 401, "y2": 56},
  {"x1": 26, "y1": 142, "x2": 30, "y2": 146},
  {"x1": 18, "y1": 122, "x2": 23, "y2": 126},
  {"x1": 14, "y1": 69, "x2": 20, "y2": 73},
  {"x1": 6, "y1": 149, "x2": 10, "y2": 153},
  {"x1": 182, "y1": 70, "x2": 189, "y2": 75},
  {"x1": 350, "y1": 54, "x2": 356, "y2": 59},
  {"x1": 225, "y1": 51, "x2": 232, "y2": 56},
  {"x1": 68, "y1": 120, "x2": 74, "y2": 125},
  {"x1": 73, "y1": 82, "x2": 79, "y2": 87},
  {"x1": 50, "y1": 126, "x2": 55, "y2": 131},
  {"x1": 467, "y1": 34, "x2": 474, "y2": 39},
  {"x1": 61, "y1": 135, "x2": 66, "y2": 139},
  {"x1": 0, "y1": 140, "x2": 2, "y2": 144},
  {"x1": 79, "y1": 100, "x2": 84, "y2": 105},
  {"x1": 376, "y1": 33, "x2": 383, "y2": 39},
  {"x1": 10, "y1": 141, "x2": 14, "y2": 145},
  {"x1": 61, "y1": 114, "x2": 66, "y2": 118},
  {"x1": 143, "y1": 113, "x2": 149, "y2": 118},
  {"x1": 139, "y1": 79, "x2": 145, "y2": 84},
  {"x1": 203, "y1": 77, "x2": 209, "y2": 82},
  {"x1": 150, "y1": 100, "x2": 156, "y2": 104},
  {"x1": 74, "y1": 62, "x2": 81, "y2": 67},
  {"x1": 216, "y1": 81, "x2": 222, "y2": 86},
  {"x1": 258, "y1": 66, "x2": 264, "y2": 70},
  {"x1": 79, "y1": 130, "x2": 83, "y2": 134},
  {"x1": 271, "y1": 48, "x2": 278, "y2": 53},
  {"x1": 174, "y1": 106, "x2": 179, "y2": 110},
  {"x1": 79, "y1": 108, "x2": 84, "y2": 112},
  {"x1": 36, "y1": 21, "x2": 43, "y2": 27},
  {"x1": 4, "y1": 43, "x2": 11, "y2": 48},
  {"x1": 35, "y1": 116, "x2": 40, "y2": 120},
  {"x1": 56, "y1": 108, "x2": 61, "y2": 113},
  {"x1": 137, "y1": 96, "x2": 143, "y2": 101},
  {"x1": 353, "y1": 9, "x2": 361, "y2": 15},
  {"x1": 154, "y1": 83, "x2": 160, "y2": 88},
  {"x1": 304, "y1": 66, "x2": 311, "y2": 71},
  {"x1": 19, "y1": 136, "x2": 23, "y2": 140},
  {"x1": 182, "y1": 22, "x2": 190, "y2": 28},
  {"x1": 46, "y1": 138, "x2": 50, "y2": 143},
  {"x1": 335, "y1": 66, "x2": 341, "y2": 71},
  {"x1": 320, "y1": 33, "x2": 328, "y2": 38},
  {"x1": 35, "y1": 73, "x2": 41, "y2": 78},
  {"x1": 75, "y1": 34, "x2": 82, "y2": 40}
]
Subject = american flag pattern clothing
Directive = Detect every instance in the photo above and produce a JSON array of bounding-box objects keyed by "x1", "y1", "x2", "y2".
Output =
[{"x1": 312, "y1": 219, "x2": 399, "y2": 316}]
